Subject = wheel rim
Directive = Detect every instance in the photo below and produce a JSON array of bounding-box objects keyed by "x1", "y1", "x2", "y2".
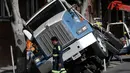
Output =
[{"x1": 97, "y1": 37, "x2": 107, "y2": 52}]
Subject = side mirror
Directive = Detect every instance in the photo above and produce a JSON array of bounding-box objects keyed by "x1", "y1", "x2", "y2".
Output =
[{"x1": 23, "y1": 30, "x2": 32, "y2": 40}]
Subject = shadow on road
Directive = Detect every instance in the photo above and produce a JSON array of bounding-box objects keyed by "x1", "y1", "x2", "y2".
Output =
[
  {"x1": 115, "y1": 69, "x2": 130, "y2": 73},
  {"x1": 1, "y1": 70, "x2": 13, "y2": 73},
  {"x1": 123, "y1": 58, "x2": 130, "y2": 62}
]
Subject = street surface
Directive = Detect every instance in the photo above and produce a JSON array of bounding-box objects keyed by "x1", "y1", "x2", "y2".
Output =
[
  {"x1": 103, "y1": 55, "x2": 130, "y2": 73},
  {"x1": 0, "y1": 47, "x2": 130, "y2": 73}
]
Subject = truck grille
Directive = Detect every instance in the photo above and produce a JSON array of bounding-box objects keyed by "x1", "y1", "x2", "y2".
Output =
[{"x1": 36, "y1": 21, "x2": 74, "y2": 56}]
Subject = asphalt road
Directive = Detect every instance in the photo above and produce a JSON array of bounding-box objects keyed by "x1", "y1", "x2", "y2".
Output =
[
  {"x1": 0, "y1": 45, "x2": 129, "y2": 73},
  {"x1": 103, "y1": 55, "x2": 130, "y2": 73}
]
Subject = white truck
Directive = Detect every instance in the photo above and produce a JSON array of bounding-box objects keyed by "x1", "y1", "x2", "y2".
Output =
[{"x1": 23, "y1": 0, "x2": 107, "y2": 73}]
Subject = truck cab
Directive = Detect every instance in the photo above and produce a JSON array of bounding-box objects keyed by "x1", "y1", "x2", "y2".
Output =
[{"x1": 23, "y1": 0, "x2": 106, "y2": 73}]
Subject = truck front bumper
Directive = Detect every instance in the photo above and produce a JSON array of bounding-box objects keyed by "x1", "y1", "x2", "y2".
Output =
[{"x1": 63, "y1": 32, "x2": 97, "y2": 61}]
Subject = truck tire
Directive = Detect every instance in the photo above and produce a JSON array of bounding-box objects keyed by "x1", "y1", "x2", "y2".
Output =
[
  {"x1": 92, "y1": 30, "x2": 108, "y2": 59},
  {"x1": 91, "y1": 42, "x2": 108, "y2": 59},
  {"x1": 104, "y1": 41, "x2": 120, "y2": 54},
  {"x1": 104, "y1": 32, "x2": 124, "y2": 50}
]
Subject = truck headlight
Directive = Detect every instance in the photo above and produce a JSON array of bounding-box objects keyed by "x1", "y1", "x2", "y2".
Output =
[{"x1": 77, "y1": 26, "x2": 87, "y2": 34}]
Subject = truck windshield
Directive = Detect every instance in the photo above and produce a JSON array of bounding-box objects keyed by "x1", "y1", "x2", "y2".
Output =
[{"x1": 27, "y1": 1, "x2": 65, "y2": 31}]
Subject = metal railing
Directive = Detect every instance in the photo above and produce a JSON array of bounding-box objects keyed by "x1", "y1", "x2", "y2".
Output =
[{"x1": 10, "y1": 46, "x2": 15, "y2": 73}]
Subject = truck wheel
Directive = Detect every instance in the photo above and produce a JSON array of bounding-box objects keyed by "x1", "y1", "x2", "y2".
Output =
[
  {"x1": 104, "y1": 32, "x2": 124, "y2": 50},
  {"x1": 91, "y1": 42, "x2": 108, "y2": 59},
  {"x1": 93, "y1": 30, "x2": 108, "y2": 59},
  {"x1": 104, "y1": 41, "x2": 120, "y2": 54}
]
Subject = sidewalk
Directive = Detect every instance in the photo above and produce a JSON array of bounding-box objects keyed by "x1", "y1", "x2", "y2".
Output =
[{"x1": 0, "y1": 66, "x2": 16, "y2": 73}]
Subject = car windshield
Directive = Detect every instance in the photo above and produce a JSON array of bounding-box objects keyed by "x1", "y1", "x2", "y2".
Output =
[{"x1": 27, "y1": 1, "x2": 65, "y2": 31}]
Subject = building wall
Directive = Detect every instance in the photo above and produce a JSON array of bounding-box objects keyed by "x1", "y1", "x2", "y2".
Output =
[
  {"x1": 0, "y1": 0, "x2": 47, "y2": 67},
  {"x1": 0, "y1": 21, "x2": 13, "y2": 67},
  {"x1": 0, "y1": 0, "x2": 9, "y2": 21},
  {"x1": 19, "y1": 0, "x2": 46, "y2": 21}
]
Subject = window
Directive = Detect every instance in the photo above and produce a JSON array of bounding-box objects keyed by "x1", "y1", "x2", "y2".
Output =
[
  {"x1": 0, "y1": 1, "x2": 1, "y2": 17},
  {"x1": 0, "y1": 0, "x2": 9, "y2": 20},
  {"x1": 26, "y1": 0, "x2": 48, "y2": 19},
  {"x1": 27, "y1": 1, "x2": 65, "y2": 31},
  {"x1": 26, "y1": 0, "x2": 39, "y2": 19}
]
